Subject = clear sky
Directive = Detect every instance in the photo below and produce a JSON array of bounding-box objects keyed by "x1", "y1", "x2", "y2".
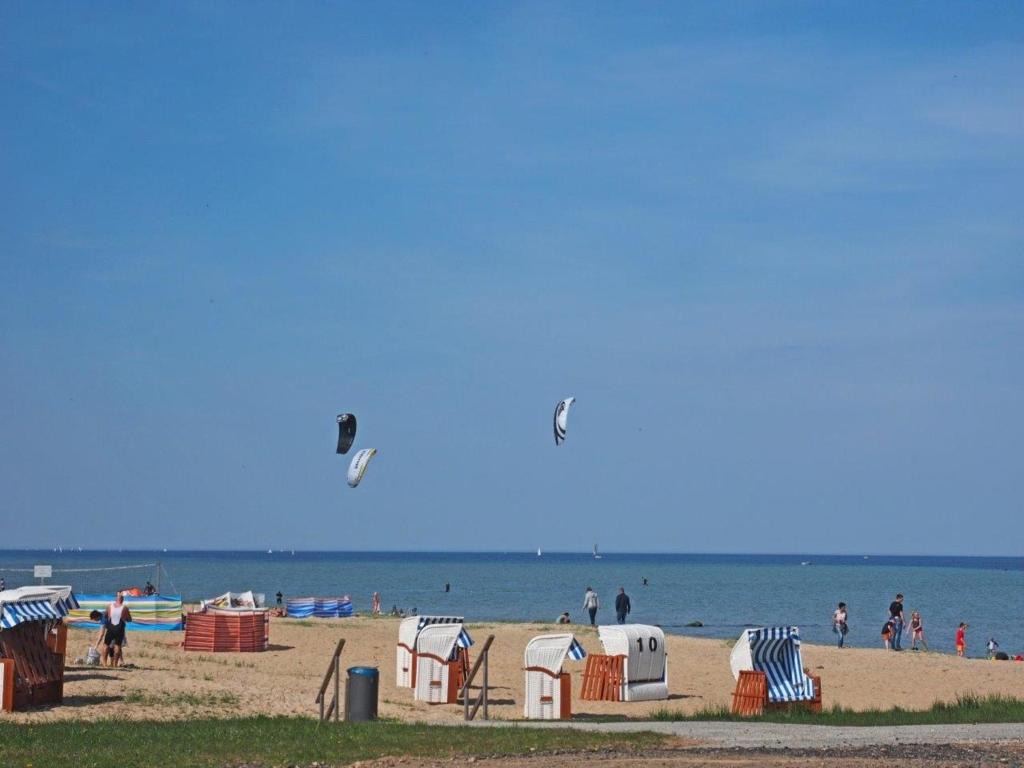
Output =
[{"x1": 2, "y1": 3, "x2": 1021, "y2": 554}]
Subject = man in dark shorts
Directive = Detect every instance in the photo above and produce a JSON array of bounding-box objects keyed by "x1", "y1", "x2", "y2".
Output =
[
  {"x1": 888, "y1": 593, "x2": 905, "y2": 651},
  {"x1": 104, "y1": 592, "x2": 133, "y2": 667}
]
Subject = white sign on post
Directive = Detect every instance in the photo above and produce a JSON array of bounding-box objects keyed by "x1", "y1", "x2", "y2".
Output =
[{"x1": 34, "y1": 565, "x2": 53, "y2": 579}]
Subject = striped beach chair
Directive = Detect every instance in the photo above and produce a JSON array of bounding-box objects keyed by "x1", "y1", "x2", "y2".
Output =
[
  {"x1": 729, "y1": 626, "x2": 821, "y2": 715},
  {"x1": 0, "y1": 586, "x2": 79, "y2": 711}
]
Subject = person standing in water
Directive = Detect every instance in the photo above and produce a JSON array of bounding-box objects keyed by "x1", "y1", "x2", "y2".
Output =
[
  {"x1": 832, "y1": 602, "x2": 848, "y2": 648},
  {"x1": 614, "y1": 587, "x2": 631, "y2": 625},
  {"x1": 582, "y1": 586, "x2": 599, "y2": 626}
]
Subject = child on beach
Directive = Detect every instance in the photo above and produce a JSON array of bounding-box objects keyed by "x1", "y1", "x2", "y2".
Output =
[
  {"x1": 987, "y1": 638, "x2": 999, "y2": 659},
  {"x1": 909, "y1": 610, "x2": 927, "y2": 651},
  {"x1": 956, "y1": 622, "x2": 968, "y2": 657},
  {"x1": 881, "y1": 618, "x2": 894, "y2": 650}
]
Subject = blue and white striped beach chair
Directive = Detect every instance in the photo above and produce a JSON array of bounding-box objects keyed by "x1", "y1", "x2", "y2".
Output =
[{"x1": 730, "y1": 626, "x2": 816, "y2": 706}]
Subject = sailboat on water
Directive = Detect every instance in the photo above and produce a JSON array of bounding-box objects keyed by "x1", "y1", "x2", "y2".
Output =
[
  {"x1": 593, "y1": 544, "x2": 602, "y2": 559},
  {"x1": 537, "y1": 548, "x2": 542, "y2": 557}
]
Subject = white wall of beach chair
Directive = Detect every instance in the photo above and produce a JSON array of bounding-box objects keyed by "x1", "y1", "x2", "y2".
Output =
[
  {"x1": 597, "y1": 624, "x2": 669, "y2": 702},
  {"x1": 523, "y1": 633, "x2": 585, "y2": 719},
  {"x1": 396, "y1": 615, "x2": 462, "y2": 688},
  {"x1": 412, "y1": 623, "x2": 463, "y2": 704}
]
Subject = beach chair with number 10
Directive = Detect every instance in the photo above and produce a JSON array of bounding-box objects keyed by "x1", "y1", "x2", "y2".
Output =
[
  {"x1": 580, "y1": 624, "x2": 668, "y2": 702},
  {"x1": 729, "y1": 626, "x2": 822, "y2": 716}
]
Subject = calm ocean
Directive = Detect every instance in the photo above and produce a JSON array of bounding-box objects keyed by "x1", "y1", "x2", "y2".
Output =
[{"x1": 2, "y1": 550, "x2": 1021, "y2": 657}]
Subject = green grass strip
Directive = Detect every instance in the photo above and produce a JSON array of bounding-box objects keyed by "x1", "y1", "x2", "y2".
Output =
[
  {"x1": 0, "y1": 717, "x2": 665, "y2": 768},
  {"x1": 651, "y1": 693, "x2": 1024, "y2": 726}
]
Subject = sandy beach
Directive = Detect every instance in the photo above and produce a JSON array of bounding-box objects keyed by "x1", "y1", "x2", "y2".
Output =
[{"x1": 7, "y1": 615, "x2": 1023, "y2": 723}]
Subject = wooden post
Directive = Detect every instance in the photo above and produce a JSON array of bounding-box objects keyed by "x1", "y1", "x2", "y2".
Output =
[
  {"x1": 482, "y1": 647, "x2": 489, "y2": 720},
  {"x1": 334, "y1": 654, "x2": 340, "y2": 721}
]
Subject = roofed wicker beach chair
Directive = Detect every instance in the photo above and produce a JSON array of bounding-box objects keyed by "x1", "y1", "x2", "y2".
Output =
[
  {"x1": 0, "y1": 585, "x2": 79, "y2": 711},
  {"x1": 729, "y1": 626, "x2": 821, "y2": 716},
  {"x1": 580, "y1": 624, "x2": 668, "y2": 702},
  {"x1": 396, "y1": 615, "x2": 464, "y2": 689},
  {"x1": 523, "y1": 633, "x2": 587, "y2": 719},
  {"x1": 413, "y1": 623, "x2": 474, "y2": 704}
]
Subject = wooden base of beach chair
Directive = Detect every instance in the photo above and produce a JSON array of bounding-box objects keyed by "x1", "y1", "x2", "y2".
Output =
[
  {"x1": 579, "y1": 653, "x2": 624, "y2": 701},
  {"x1": 732, "y1": 670, "x2": 823, "y2": 717},
  {"x1": 731, "y1": 670, "x2": 768, "y2": 716},
  {"x1": 0, "y1": 622, "x2": 65, "y2": 710}
]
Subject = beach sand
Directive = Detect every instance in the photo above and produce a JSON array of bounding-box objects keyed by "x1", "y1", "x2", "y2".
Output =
[{"x1": 7, "y1": 616, "x2": 1024, "y2": 722}]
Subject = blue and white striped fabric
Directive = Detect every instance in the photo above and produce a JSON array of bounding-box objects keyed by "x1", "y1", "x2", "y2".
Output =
[
  {"x1": 1, "y1": 599, "x2": 63, "y2": 630},
  {"x1": 748, "y1": 626, "x2": 815, "y2": 702},
  {"x1": 567, "y1": 637, "x2": 587, "y2": 661},
  {"x1": 286, "y1": 597, "x2": 316, "y2": 618},
  {"x1": 456, "y1": 627, "x2": 474, "y2": 649},
  {"x1": 417, "y1": 616, "x2": 463, "y2": 632}
]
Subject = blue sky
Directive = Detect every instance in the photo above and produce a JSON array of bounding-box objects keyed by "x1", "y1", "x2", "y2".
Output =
[{"x1": 1, "y1": 3, "x2": 1021, "y2": 554}]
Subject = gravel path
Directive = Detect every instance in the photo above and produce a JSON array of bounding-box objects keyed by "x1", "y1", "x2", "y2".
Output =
[{"x1": 473, "y1": 720, "x2": 1024, "y2": 749}]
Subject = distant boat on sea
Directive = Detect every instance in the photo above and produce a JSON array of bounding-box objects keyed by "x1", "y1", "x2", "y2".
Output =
[
  {"x1": 537, "y1": 548, "x2": 542, "y2": 557},
  {"x1": 801, "y1": 561, "x2": 813, "y2": 566},
  {"x1": 267, "y1": 549, "x2": 273, "y2": 554},
  {"x1": 593, "y1": 544, "x2": 602, "y2": 560}
]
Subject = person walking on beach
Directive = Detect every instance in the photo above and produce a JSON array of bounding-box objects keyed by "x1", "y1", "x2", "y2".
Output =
[
  {"x1": 614, "y1": 587, "x2": 631, "y2": 625},
  {"x1": 104, "y1": 591, "x2": 132, "y2": 667},
  {"x1": 909, "y1": 610, "x2": 927, "y2": 651},
  {"x1": 371, "y1": 591, "x2": 382, "y2": 616},
  {"x1": 956, "y1": 622, "x2": 968, "y2": 657},
  {"x1": 582, "y1": 586, "x2": 599, "y2": 626},
  {"x1": 888, "y1": 594, "x2": 905, "y2": 650},
  {"x1": 881, "y1": 618, "x2": 894, "y2": 649},
  {"x1": 832, "y1": 602, "x2": 848, "y2": 648}
]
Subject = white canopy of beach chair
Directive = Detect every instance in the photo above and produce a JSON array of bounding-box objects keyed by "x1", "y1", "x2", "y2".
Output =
[{"x1": 597, "y1": 624, "x2": 668, "y2": 702}]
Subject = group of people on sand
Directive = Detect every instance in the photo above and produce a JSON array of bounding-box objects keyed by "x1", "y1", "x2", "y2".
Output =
[
  {"x1": 832, "y1": 593, "x2": 983, "y2": 656},
  {"x1": 88, "y1": 591, "x2": 131, "y2": 667}
]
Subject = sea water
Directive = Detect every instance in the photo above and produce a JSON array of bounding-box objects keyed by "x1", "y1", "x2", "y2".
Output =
[{"x1": 1, "y1": 551, "x2": 1021, "y2": 657}]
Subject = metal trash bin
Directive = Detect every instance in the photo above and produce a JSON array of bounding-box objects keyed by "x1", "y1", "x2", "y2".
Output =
[{"x1": 345, "y1": 666, "x2": 379, "y2": 722}]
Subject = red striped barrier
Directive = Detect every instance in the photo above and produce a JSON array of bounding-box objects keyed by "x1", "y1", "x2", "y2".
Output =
[{"x1": 183, "y1": 611, "x2": 269, "y2": 653}]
